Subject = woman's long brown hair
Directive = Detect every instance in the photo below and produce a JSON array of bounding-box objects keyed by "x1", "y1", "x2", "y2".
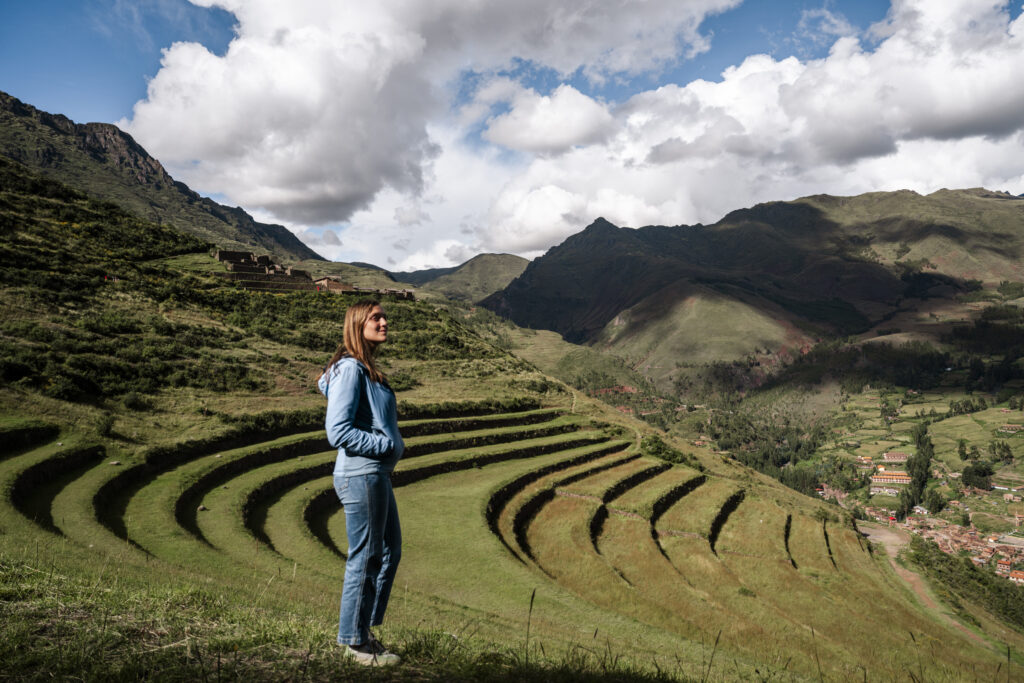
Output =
[{"x1": 319, "y1": 299, "x2": 386, "y2": 384}]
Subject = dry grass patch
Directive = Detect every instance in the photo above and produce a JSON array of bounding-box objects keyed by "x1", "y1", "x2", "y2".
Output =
[
  {"x1": 714, "y1": 495, "x2": 791, "y2": 562},
  {"x1": 559, "y1": 458, "x2": 654, "y2": 499},
  {"x1": 608, "y1": 466, "x2": 702, "y2": 517},
  {"x1": 785, "y1": 515, "x2": 835, "y2": 573},
  {"x1": 655, "y1": 479, "x2": 739, "y2": 537}
]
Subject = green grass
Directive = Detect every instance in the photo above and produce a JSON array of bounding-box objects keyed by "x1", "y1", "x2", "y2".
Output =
[
  {"x1": 595, "y1": 281, "x2": 801, "y2": 380},
  {"x1": 0, "y1": 407, "x2": 705, "y2": 680},
  {"x1": 6, "y1": 365, "x2": 1024, "y2": 680},
  {"x1": 607, "y1": 467, "x2": 701, "y2": 517},
  {"x1": 655, "y1": 479, "x2": 740, "y2": 538},
  {"x1": 0, "y1": 552, "x2": 688, "y2": 682},
  {"x1": 12, "y1": 391, "x2": 1009, "y2": 680},
  {"x1": 420, "y1": 254, "x2": 528, "y2": 302},
  {"x1": 560, "y1": 458, "x2": 653, "y2": 499},
  {"x1": 488, "y1": 448, "x2": 635, "y2": 563}
]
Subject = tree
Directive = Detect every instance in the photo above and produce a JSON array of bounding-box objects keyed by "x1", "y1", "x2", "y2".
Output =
[
  {"x1": 958, "y1": 439, "x2": 968, "y2": 460},
  {"x1": 988, "y1": 440, "x2": 1013, "y2": 463},
  {"x1": 896, "y1": 487, "x2": 915, "y2": 519},
  {"x1": 962, "y1": 461, "x2": 994, "y2": 490},
  {"x1": 880, "y1": 398, "x2": 899, "y2": 420},
  {"x1": 923, "y1": 487, "x2": 946, "y2": 515}
]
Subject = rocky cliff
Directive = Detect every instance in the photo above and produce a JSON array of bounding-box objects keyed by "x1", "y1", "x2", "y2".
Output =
[{"x1": 0, "y1": 91, "x2": 323, "y2": 262}]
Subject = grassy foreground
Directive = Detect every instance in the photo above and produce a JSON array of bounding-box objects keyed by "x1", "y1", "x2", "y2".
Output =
[{"x1": 0, "y1": 551, "x2": 684, "y2": 682}]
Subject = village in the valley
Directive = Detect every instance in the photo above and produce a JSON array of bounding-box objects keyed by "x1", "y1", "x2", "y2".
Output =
[
  {"x1": 813, "y1": 389, "x2": 1024, "y2": 584},
  {"x1": 857, "y1": 463, "x2": 1024, "y2": 584}
]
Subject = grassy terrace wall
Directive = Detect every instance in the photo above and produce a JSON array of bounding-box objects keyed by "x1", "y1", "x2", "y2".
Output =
[
  {"x1": 0, "y1": 421, "x2": 60, "y2": 459},
  {"x1": 509, "y1": 444, "x2": 634, "y2": 564},
  {"x1": 92, "y1": 427, "x2": 327, "y2": 543},
  {"x1": 173, "y1": 435, "x2": 332, "y2": 543},
  {"x1": 9, "y1": 443, "x2": 105, "y2": 534},
  {"x1": 485, "y1": 449, "x2": 637, "y2": 559},
  {"x1": 3, "y1": 397, "x2": 1022, "y2": 680},
  {"x1": 402, "y1": 419, "x2": 579, "y2": 458},
  {"x1": 400, "y1": 408, "x2": 560, "y2": 437}
]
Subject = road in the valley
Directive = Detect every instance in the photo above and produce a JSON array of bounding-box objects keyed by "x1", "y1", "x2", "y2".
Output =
[{"x1": 857, "y1": 522, "x2": 985, "y2": 646}]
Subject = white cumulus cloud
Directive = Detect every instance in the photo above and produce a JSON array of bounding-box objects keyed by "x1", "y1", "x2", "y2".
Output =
[
  {"x1": 123, "y1": 0, "x2": 1024, "y2": 269},
  {"x1": 467, "y1": 0, "x2": 1024, "y2": 253},
  {"x1": 123, "y1": 0, "x2": 737, "y2": 228},
  {"x1": 483, "y1": 84, "x2": 614, "y2": 156}
]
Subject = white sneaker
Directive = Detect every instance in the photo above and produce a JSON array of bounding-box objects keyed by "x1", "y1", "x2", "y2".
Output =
[{"x1": 340, "y1": 641, "x2": 400, "y2": 667}]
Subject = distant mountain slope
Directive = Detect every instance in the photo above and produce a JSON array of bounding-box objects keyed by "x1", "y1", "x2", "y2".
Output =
[
  {"x1": 389, "y1": 264, "x2": 460, "y2": 286},
  {"x1": 291, "y1": 259, "x2": 402, "y2": 289},
  {"x1": 483, "y1": 191, "x2": 1024, "y2": 356},
  {"x1": 594, "y1": 280, "x2": 813, "y2": 383},
  {"x1": 0, "y1": 91, "x2": 322, "y2": 263},
  {"x1": 419, "y1": 253, "x2": 529, "y2": 302}
]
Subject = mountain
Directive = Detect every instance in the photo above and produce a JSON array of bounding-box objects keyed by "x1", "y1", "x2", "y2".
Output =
[
  {"x1": 418, "y1": 253, "x2": 529, "y2": 302},
  {"x1": 483, "y1": 190, "x2": 1024, "y2": 382},
  {"x1": 291, "y1": 259, "x2": 403, "y2": 289},
  {"x1": 348, "y1": 261, "x2": 391, "y2": 272},
  {"x1": 286, "y1": 253, "x2": 527, "y2": 298},
  {"x1": 388, "y1": 264, "x2": 459, "y2": 286},
  {"x1": 0, "y1": 90, "x2": 322, "y2": 263}
]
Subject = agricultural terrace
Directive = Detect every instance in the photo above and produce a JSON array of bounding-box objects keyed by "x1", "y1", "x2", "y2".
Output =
[{"x1": 7, "y1": 390, "x2": 1024, "y2": 680}]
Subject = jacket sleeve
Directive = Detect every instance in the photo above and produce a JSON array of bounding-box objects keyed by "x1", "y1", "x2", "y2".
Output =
[{"x1": 324, "y1": 361, "x2": 393, "y2": 458}]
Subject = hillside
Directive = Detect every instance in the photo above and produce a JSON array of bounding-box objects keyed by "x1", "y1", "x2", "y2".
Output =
[
  {"x1": 5, "y1": 147, "x2": 1024, "y2": 680},
  {"x1": 291, "y1": 258, "x2": 407, "y2": 289},
  {"x1": 389, "y1": 264, "x2": 460, "y2": 286},
  {"x1": 419, "y1": 253, "x2": 529, "y2": 302},
  {"x1": 594, "y1": 279, "x2": 813, "y2": 384},
  {"x1": 0, "y1": 90, "x2": 322, "y2": 263},
  {"x1": 483, "y1": 192, "x2": 1024, "y2": 390}
]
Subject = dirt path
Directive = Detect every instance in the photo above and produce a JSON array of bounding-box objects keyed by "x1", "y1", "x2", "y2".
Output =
[{"x1": 859, "y1": 522, "x2": 985, "y2": 646}]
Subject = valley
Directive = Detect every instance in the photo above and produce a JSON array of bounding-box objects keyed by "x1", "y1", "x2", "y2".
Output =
[{"x1": 4, "y1": 92, "x2": 1024, "y2": 680}]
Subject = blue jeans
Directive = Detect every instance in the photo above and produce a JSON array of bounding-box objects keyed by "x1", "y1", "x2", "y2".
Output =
[{"x1": 334, "y1": 472, "x2": 401, "y2": 645}]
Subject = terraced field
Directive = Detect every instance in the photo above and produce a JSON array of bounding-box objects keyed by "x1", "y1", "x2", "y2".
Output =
[{"x1": 3, "y1": 402, "x2": 1021, "y2": 679}]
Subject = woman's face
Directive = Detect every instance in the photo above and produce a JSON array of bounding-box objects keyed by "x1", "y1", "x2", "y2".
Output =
[{"x1": 362, "y1": 305, "x2": 388, "y2": 344}]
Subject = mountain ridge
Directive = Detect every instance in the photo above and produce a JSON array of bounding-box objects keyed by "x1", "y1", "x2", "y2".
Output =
[
  {"x1": 417, "y1": 253, "x2": 529, "y2": 302},
  {"x1": 0, "y1": 90, "x2": 323, "y2": 263},
  {"x1": 483, "y1": 189, "x2": 1024, "y2": 386}
]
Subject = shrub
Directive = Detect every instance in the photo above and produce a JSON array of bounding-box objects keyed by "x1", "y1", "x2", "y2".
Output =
[
  {"x1": 94, "y1": 412, "x2": 115, "y2": 437},
  {"x1": 640, "y1": 434, "x2": 704, "y2": 471},
  {"x1": 121, "y1": 392, "x2": 152, "y2": 411},
  {"x1": 387, "y1": 369, "x2": 420, "y2": 392}
]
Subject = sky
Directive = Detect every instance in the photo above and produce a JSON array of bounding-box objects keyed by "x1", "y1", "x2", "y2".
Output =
[{"x1": 2, "y1": 0, "x2": 1023, "y2": 270}]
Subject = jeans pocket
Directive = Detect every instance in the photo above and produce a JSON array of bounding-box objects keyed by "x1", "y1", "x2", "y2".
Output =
[{"x1": 334, "y1": 477, "x2": 349, "y2": 504}]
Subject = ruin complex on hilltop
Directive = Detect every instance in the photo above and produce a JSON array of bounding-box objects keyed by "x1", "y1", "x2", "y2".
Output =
[{"x1": 214, "y1": 250, "x2": 414, "y2": 299}]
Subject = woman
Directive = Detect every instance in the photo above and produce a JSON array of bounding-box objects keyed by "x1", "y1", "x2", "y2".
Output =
[{"x1": 317, "y1": 299, "x2": 404, "y2": 666}]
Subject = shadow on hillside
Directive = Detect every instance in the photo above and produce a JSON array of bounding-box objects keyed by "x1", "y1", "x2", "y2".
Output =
[{"x1": 484, "y1": 201, "x2": 1013, "y2": 347}]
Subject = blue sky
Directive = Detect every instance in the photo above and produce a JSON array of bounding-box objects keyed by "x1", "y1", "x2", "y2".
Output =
[
  {"x1": 1, "y1": 1, "x2": 235, "y2": 124},
  {"x1": 2, "y1": 1, "x2": 1023, "y2": 269},
  {"x1": 1, "y1": 0, "x2": 892, "y2": 124}
]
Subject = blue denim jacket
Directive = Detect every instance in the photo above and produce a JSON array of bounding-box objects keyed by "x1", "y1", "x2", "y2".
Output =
[{"x1": 318, "y1": 356, "x2": 404, "y2": 476}]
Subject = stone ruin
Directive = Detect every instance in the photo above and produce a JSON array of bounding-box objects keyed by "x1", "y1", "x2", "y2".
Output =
[
  {"x1": 215, "y1": 250, "x2": 315, "y2": 291},
  {"x1": 213, "y1": 250, "x2": 414, "y2": 299}
]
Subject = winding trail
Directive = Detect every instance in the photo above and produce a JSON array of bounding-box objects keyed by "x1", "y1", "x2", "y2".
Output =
[{"x1": 858, "y1": 522, "x2": 986, "y2": 646}]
